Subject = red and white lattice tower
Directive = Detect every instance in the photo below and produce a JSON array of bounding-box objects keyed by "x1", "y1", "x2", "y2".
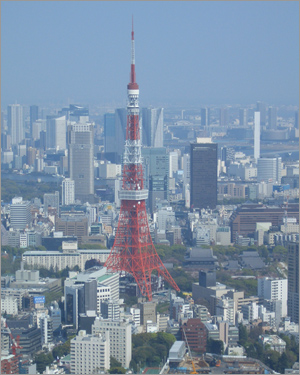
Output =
[{"x1": 105, "y1": 20, "x2": 180, "y2": 301}]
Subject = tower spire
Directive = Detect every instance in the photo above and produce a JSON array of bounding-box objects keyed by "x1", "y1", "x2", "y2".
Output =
[{"x1": 129, "y1": 16, "x2": 137, "y2": 87}]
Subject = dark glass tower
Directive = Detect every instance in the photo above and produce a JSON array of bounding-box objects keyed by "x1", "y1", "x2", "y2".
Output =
[{"x1": 190, "y1": 139, "x2": 217, "y2": 210}]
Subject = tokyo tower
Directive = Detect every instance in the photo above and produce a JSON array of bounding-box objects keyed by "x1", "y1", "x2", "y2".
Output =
[{"x1": 105, "y1": 21, "x2": 180, "y2": 301}]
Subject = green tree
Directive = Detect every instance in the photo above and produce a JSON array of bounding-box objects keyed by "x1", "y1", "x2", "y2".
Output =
[{"x1": 34, "y1": 352, "x2": 54, "y2": 373}]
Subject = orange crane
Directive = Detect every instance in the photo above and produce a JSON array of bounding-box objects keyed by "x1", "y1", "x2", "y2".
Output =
[{"x1": 182, "y1": 327, "x2": 198, "y2": 374}]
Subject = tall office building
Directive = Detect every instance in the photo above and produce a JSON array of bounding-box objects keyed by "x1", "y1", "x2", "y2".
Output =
[
  {"x1": 68, "y1": 122, "x2": 94, "y2": 203},
  {"x1": 10, "y1": 197, "x2": 32, "y2": 230},
  {"x1": 268, "y1": 107, "x2": 277, "y2": 129},
  {"x1": 190, "y1": 138, "x2": 217, "y2": 210},
  {"x1": 257, "y1": 157, "x2": 282, "y2": 183},
  {"x1": 169, "y1": 151, "x2": 179, "y2": 177},
  {"x1": 141, "y1": 108, "x2": 164, "y2": 147},
  {"x1": 239, "y1": 108, "x2": 248, "y2": 126},
  {"x1": 219, "y1": 108, "x2": 229, "y2": 126},
  {"x1": 256, "y1": 101, "x2": 267, "y2": 126},
  {"x1": 32, "y1": 119, "x2": 46, "y2": 140},
  {"x1": 182, "y1": 153, "x2": 190, "y2": 186},
  {"x1": 257, "y1": 277, "x2": 288, "y2": 316},
  {"x1": 70, "y1": 330, "x2": 110, "y2": 374},
  {"x1": 201, "y1": 108, "x2": 209, "y2": 126},
  {"x1": 44, "y1": 191, "x2": 59, "y2": 216},
  {"x1": 142, "y1": 147, "x2": 169, "y2": 213},
  {"x1": 288, "y1": 242, "x2": 299, "y2": 323},
  {"x1": 104, "y1": 109, "x2": 127, "y2": 163},
  {"x1": 7, "y1": 104, "x2": 24, "y2": 145},
  {"x1": 30, "y1": 105, "x2": 39, "y2": 136},
  {"x1": 62, "y1": 178, "x2": 75, "y2": 206},
  {"x1": 254, "y1": 111, "x2": 260, "y2": 160},
  {"x1": 92, "y1": 318, "x2": 132, "y2": 368},
  {"x1": 46, "y1": 115, "x2": 66, "y2": 150}
]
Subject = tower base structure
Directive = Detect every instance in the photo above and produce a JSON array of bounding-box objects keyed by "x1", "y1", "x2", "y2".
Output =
[{"x1": 105, "y1": 199, "x2": 180, "y2": 300}]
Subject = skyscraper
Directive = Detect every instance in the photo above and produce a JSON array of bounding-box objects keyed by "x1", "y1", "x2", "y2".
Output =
[
  {"x1": 287, "y1": 242, "x2": 299, "y2": 323},
  {"x1": 62, "y1": 178, "x2": 75, "y2": 206},
  {"x1": 257, "y1": 157, "x2": 282, "y2": 183},
  {"x1": 7, "y1": 104, "x2": 24, "y2": 145},
  {"x1": 268, "y1": 107, "x2": 277, "y2": 129},
  {"x1": 239, "y1": 108, "x2": 248, "y2": 126},
  {"x1": 68, "y1": 121, "x2": 94, "y2": 203},
  {"x1": 256, "y1": 101, "x2": 267, "y2": 126},
  {"x1": 254, "y1": 111, "x2": 260, "y2": 160},
  {"x1": 46, "y1": 115, "x2": 66, "y2": 150},
  {"x1": 190, "y1": 138, "x2": 217, "y2": 210},
  {"x1": 141, "y1": 107, "x2": 164, "y2": 147},
  {"x1": 30, "y1": 105, "x2": 39, "y2": 136},
  {"x1": 10, "y1": 197, "x2": 32, "y2": 230},
  {"x1": 104, "y1": 109, "x2": 127, "y2": 163},
  {"x1": 219, "y1": 108, "x2": 229, "y2": 126},
  {"x1": 142, "y1": 147, "x2": 169, "y2": 213},
  {"x1": 201, "y1": 108, "x2": 209, "y2": 126}
]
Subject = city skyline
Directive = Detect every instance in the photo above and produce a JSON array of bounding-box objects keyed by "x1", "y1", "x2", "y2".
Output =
[{"x1": 1, "y1": 1, "x2": 299, "y2": 108}]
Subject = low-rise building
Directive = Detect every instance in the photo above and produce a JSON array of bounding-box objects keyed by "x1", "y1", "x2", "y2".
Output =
[{"x1": 258, "y1": 334, "x2": 286, "y2": 354}]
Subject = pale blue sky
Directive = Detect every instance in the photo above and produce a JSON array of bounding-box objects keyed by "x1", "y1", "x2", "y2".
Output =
[{"x1": 1, "y1": 1, "x2": 299, "y2": 108}]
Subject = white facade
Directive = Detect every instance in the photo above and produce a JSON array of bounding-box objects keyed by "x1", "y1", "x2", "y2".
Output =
[
  {"x1": 157, "y1": 207, "x2": 175, "y2": 231},
  {"x1": 92, "y1": 318, "x2": 132, "y2": 368},
  {"x1": 46, "y1": 115, "x2": 66, "y2": 150},
  {"x1": 182, "y1": 154, "x2": 190, "y2": 186},
  {"x1": 216, "y1": 297, "x2": 235, "y2": 325},
  {"x1": 70, "y1": 330, "x2": 110, "y2": 374},
  {"x1": 129, "y1": 308, "x2": 141, "y2": 327},
  {"x1": 1, "y1": 296, "x2": 18, "y2": 315},
  {"x1": 257, "y1": 277, "x2": 288, "y2": 316},
  {"x1": 7, "y1": 104, "x2": 24, "y2": 145},
  {"x1": 10, "y1": 199, "x2": 31, "y2": 230},
  {"x1": 22, "y1": 249, "x2": 111, "y2": 271},
  {"x1": 257, "y1": 157, "x2": 282, "y2": 184},
  {"x1": 254, "y1": 111, "x2": 260, "y2": 160},
  {"x1": 141, "y1": 108, "x2": 164, "y2": 147},
  {"x1": 40, "y1": 314, "x2": 53, "y2": 345},
  {"x1": 62, "y1": 179, "x2": 75, "y2": 206},
  {"x1": 169, "y1": 151, "x2": 178, "y2": 178}
]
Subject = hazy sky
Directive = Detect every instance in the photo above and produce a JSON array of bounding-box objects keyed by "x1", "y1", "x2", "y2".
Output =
[{"x1": 1, "y1": 1, "x2": 299, "y2": 108}]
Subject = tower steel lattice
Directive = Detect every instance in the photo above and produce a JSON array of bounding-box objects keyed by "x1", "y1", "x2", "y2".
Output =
[{"x1": 104, "y1": 21, "x2": 180, "y2": 301}]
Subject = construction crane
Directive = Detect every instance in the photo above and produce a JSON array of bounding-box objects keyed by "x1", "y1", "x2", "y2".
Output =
[
  {"x1": 4, "y1": 321, "x2": 22, "y2": 356},
  {"x1": 182, "y1": 327, "x2": 198, "y2": 374}
]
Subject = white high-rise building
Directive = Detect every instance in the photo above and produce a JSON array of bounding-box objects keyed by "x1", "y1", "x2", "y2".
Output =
[
  {"x1": 257, "y1": 157, "x2": 282, "y2": 183},
  {"x1": 68, "y1": 121, "x2": 94, "y2": 203},
  {"x1": 92, "y1": 318, "x2": 132, "y2": 368},
  {"x1": 141, "y1": 108, "x2": 164, "y2": 147},
  {"x1": 46, "y1": 115, "x2": 66, "y2": 150},
  {"x1": 40, "y1": 314, "x2": 53, "y2": 346},
  {"x1": 258, "y1": 277, "x2": 288, "y2": 317},
  {"x1": 10, "y1": 197, "x2": 32, "y2": 230},
  {"x1": 254, "y1": 111, "x2": 260, "y2": 160},
  {"x1": 62, "y1": 178, "x2": 75, "y2": 206},
  {"x1": 32, "y1": 119, "x2": 46, "y2": 140},
  {"x1": 183, "y1": 153, "x2": 190, "y2": 186},
  {"x1": 7, "y1": 104, "x2": 24, "y2": 145},
  {"x1": 70, "y1": 330, "x2": 110, "y2": 374},
  {"x1": 169, "y1": 151, "x2": 178, "y2": 178}
]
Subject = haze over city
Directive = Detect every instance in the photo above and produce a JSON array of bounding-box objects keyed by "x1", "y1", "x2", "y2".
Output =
[{"x1": 1, "y1": 1, "x2": 299, "y2": 108}]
